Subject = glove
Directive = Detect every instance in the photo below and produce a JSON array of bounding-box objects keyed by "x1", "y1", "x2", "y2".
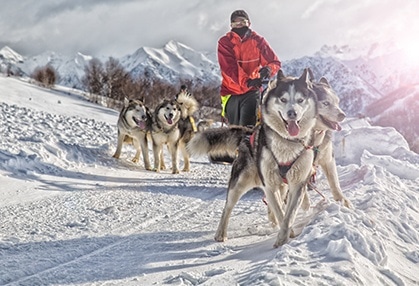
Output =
[
  {"x1": 247, "y1": 78, "x2": 262, "y2": 88},
  {"x1": 259, "y1": 67, "x2": 271, "y2": 79}
]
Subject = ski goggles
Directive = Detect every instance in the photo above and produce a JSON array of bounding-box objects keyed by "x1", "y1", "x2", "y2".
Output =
[{"x1": 230, "y1": 18, "x2": 249, "y2": 28}]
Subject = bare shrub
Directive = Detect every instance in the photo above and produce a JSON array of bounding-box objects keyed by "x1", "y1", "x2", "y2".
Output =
[{"x1": 31, "y1": 65, "x2": 58, "y2": 88}]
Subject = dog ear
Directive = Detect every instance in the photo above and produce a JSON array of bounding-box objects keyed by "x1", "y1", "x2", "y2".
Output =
[
  {"x1": 319, "y1": 77, "x2": 330, "y2": 86},
  {"x1": 124, "y1": 97, "x2": 130, "y2": 107},
  {"x1": 276, "y1": 69, "x2": 286, "y2": 81},
  {"x1": 307, "y1": 68, "x2": 315, "y2": 82},
  {"x1": 267, "y1": 78, "x2": 277, "y2": 91},
  {"x1": 298, "y1": 68, "x2": 310, "y2": 85}
]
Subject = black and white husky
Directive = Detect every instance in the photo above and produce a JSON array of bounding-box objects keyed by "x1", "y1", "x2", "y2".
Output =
[
  {"x1": 112, "y1": 98, "x2": 152, "y2": 170},
  {"x1": 188, "y1": 69, "x2": 346, "y2": 247}
]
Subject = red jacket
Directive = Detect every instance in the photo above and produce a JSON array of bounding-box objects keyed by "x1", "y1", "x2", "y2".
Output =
[{"x1": 218, "y1": 29, "x2": 281, "y2": 96}]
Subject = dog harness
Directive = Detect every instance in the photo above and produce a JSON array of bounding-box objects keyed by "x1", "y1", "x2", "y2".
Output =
[
  {"x1": 189, "y1": 117, "x2": 197, "y2": 132},
  {"x1": 153, "y1": 120, "x2": 178, "y2": 134},
  {"x1": 253, "y1": 125, "x2": 316, "y2": 185}
]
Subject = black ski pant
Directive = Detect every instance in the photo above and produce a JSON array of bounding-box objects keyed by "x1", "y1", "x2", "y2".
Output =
[{"x1": 225, "y1": 89, "x2": 259, "y2": 127}]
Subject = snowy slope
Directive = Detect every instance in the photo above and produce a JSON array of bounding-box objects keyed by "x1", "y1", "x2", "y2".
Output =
[{"x1": 0, "y1": 75, "x2": 418, "y2": 285}]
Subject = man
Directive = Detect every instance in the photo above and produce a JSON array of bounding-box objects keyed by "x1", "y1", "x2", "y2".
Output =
[
  {"x1": 211, "y1": 9, "x2": 281, "y2": 163},
  {"x1": 218, "y1": 9, "x2": 281, "y2": 127}
]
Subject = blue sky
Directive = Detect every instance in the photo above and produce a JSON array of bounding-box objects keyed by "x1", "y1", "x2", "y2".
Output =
[{"x1": 0, "y1": 0, "x2": 417, "y2": 60}]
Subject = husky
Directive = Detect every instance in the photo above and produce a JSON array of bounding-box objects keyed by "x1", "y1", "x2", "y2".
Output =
[
  {"x1": 176, "y1": 89, "x2": 199, "y2": 172},
  {"x1": 189, "y1": 69, "x2": 352, "y2": 247},
  {"x1": 112, "y1": 98, "x2": 152, "y2": 170},
  {"x1": 189, "y1": 69, "x2": 318, "y2": 247},
  {"x1": 150, "y1": 99, "x2": 182, "y2": 173},
  {"x1": 196, "y1": 119, "x2": 214, "y2": 132},
  {"x1": 310, "y1": 76, "x2": 351, "y2": 208},
  {"x1": 264, "y1": 72, "x2": 352, "y2": 212}
]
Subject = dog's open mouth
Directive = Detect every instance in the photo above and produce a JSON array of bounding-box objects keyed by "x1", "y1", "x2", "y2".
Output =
[
  {"x1": 286, "y1": 120, "x2": 300, "y2": 137},
  {"x1": 133, "y1": 116, "x2": 146, "y2": 129},
  {"x1": 319, "y1": 115, "x2": 342, "y2": 131},
  {"x1": 165, "y1": 115, "x2": 173, "y2": 125}
]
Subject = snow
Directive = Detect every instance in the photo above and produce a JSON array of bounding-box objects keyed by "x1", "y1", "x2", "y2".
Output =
[
  {"x1": 0, "y1": 47, "x2": 24, "y2": 64},
  {"x1": 1, "y1": 75, "x2": 418, "y2": 286}
]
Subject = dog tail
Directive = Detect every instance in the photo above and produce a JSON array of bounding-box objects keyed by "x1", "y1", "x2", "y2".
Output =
[{"x1": 187, "y1": 125, "x2": 253, "y2": 157}]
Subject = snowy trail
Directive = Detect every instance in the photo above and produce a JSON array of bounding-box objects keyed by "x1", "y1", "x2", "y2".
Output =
[
  {"x1": 1, "y1": 76, "x2": 418, "y2": 286},
  {"x1": 1, "y1": 170, "x2": 275, "y2": 285}
]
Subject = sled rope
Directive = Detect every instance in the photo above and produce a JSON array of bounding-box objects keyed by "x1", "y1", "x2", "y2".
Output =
[{"x1": 307, "y1": 181, "x2": 326, "y2": 200}]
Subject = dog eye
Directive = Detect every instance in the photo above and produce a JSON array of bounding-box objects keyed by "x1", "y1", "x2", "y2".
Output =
[
  {"x1": 280, "y1": 98, "x2": 287, "y2": 103},
  {"x1": 297, "y1": 98, "x2": 304, "y2": 104},
  {"x1": 323, "y1": 101, "x2": 330, "y2": 106}
]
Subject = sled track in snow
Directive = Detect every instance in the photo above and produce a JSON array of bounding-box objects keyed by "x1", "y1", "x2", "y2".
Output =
[{"x1": 3, "y1": 186, "x2": 226, "y2": 285}]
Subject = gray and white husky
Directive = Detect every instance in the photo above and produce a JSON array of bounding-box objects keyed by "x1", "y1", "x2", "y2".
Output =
[
  {"x1": 112, "y1": 98, "x2": 152, "y2": 170},
  {"x1": 310, "y1": 76, "x2": 351, "y2": 208},
  {"x1": 151, "y1": 99, "x2": 182, "y2": 173},
  {"x1": 188, "y1": 69, "x2": 333, "y2": 247}
]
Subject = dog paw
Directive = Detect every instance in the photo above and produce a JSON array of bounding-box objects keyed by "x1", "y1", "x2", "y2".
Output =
[
  {"x1": 172, "y1": 169, "x2": 180, "y2": 174},
  {"x1": 112, "y1": 154, "x2": 119, "y2": 159},
  {"x1": 131, "y1": 158, "x2": 139, "y2": 163},
  {"x1": 335, "y1": 196, "x2": 352, "y2": 208},
  {"x1": 214, "y1": 235, "x2": 227, "y2": 242},
  {"x1": 182, "y1": 168, "x2": 190, "y2": 172},
  {"x1": 274, "y1": 229, "x2": 289, "y2": 248},
  {"x1": 342, "y1": 198, "x2": 352, "y2": 208}
]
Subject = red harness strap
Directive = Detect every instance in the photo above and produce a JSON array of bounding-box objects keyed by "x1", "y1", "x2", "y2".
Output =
[{"x1": 249, "y1": 131, "x2": 256, "y2": 147}]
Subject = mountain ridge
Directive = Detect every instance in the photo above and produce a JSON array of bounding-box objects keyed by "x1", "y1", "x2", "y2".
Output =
[{"x1": 1, "y1": 41, "x2": 418, "y2": 152}]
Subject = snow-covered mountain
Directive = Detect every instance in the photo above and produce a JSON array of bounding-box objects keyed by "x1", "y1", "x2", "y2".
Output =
[
  {"x1": 17, "y1": 50, "x2": 92, "y2": 89},
  {"x1": 0, "y1": 46, "x2": 24, "y2": 63},
  {"x1": 364, "y1": 84, "x2": 419, "y2": 152},
  {"x1": 0, "y1": 46, "x2": 25, "y2": 76},
  {"x1": 1, "y1": 41, "x2": 418, "y2": 152},
  {"x1": 120, "y1": 40, "x2": 220, "y2": 86},
  {"x1": 3, "y1": 40, "x2": 417, "y2": 117},
  {"x1": 1, "y1": 41, "x2": 221, "y2": 90}
]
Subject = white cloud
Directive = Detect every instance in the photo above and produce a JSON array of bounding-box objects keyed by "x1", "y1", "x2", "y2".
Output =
[{"x1": 0, "y1": 0, "x2": 417, "y2": 60}]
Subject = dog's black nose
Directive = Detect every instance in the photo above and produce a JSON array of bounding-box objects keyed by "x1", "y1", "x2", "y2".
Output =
[
  {"x1": 338, "y1": 112, "x2": 346, "y2": 121},
  {"x1": 287, "y1": 110, "x2": 297, "y2": 120}
]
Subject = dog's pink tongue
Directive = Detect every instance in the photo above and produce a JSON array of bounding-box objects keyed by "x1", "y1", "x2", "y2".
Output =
[
  {"x1": 287, "y1": 121, "x2": 300, "y2": 136},
  {"x1": 167, "y1": 118, "x2": 173, "y2": 124},
  {"x1": 138, "y1": 121, "x2": 146, "y2": 129}
]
